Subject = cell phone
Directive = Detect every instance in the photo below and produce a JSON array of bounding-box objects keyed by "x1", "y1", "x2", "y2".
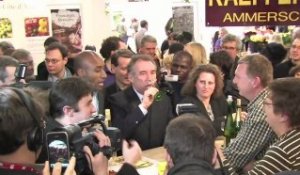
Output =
[
  {"x1": 46, "y1": 131, "x2": 70, "y2": 168},
  {"x1": 14, "y1": 64, "x2": 27, "y2": 79}
]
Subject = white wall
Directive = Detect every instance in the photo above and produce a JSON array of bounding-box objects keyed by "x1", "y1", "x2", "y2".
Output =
[
  {"x1": 0, "y1": 0, "x2": 249, "y2": 74},
  {"x1": 0, "y1": 0, "x2": 112, "y2": 74}
]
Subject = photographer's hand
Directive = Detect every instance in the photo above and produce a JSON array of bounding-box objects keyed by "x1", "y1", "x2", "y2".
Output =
[
  {"x1": 83, "y1": 146, "x2": 108, "y2": 175},
  {"x1": 94, "y1": 129, "x2": 111, "y2": 147},
  {"x1": 42, "y1": 156, "x2": 76, "y2": 175},
  {"x1": 122, "y1": 140, "x2": 142, "y2": 166},
  {"x1": 83, "y1": 130, "x2": 110, "y2": 175}
]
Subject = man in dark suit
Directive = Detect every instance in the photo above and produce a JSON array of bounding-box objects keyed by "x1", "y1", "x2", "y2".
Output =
[
  {"x1": 109, "y1": 54, "x2": 174, "y2": 150},
  {"x1": 104, "y1": 49, "x2": 133, "y2": 109}
]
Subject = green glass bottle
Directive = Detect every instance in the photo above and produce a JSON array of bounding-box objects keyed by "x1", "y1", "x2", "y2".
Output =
[
  {"x1": 235, "y1": 98, "x2": 242, "y2": 134},
  {"x1": 224, "y1": 95, "x2": 235, "y2": 147}
]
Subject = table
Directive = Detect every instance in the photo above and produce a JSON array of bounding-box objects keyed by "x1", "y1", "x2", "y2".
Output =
[
  {"x1": 109, "y1": 138, "x2": 225, "y2": 174},
  {"x1": 142, "y1": 146, "x2": 166, "y2": 161},
  {"x1": 109, "y1": 147, "x2": 166, "y2": 175}
]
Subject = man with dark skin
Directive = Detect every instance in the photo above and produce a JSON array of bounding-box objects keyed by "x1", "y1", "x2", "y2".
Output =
[{"x1": 169, "y1": 50, "x2": 194, "y2": 109}]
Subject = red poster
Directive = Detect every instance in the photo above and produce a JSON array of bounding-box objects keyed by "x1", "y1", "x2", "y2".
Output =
[{"x1": 25, "y1": 17, "x2": 49, "y2": 37}]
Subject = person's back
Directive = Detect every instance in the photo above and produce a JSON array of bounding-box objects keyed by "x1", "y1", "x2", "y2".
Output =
[
  {"x1": 164, "y1": 114, "x2": 218, "y2": 175},
  {"x1": 135, "y1": 20, "x2": 148, "y2": 52}
]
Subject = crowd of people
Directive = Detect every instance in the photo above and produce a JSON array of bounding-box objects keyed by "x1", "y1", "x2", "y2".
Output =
[{"x1": 0, "y1": 22, "x2": 300, "y2": 175}]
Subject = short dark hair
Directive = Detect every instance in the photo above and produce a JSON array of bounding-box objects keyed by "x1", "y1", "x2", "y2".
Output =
[
  {"x1": 0, "y1": 87, "x2": 44, "y2": 154},
  {"x1": 260, "y1": 43, "x2": 287, "y2": 67},
  {"x1": 140, "y1": 20, "x2": 148, "y2": 28},
  {"x1": 46, "y1": 42, "x2": 68, "y2": 58},
  {"x1": 44, "y1": 37, "x2": 59, "y2": 48},
  {"x1": 181, "y1": 64, "x2": 224, "y2": 97},
  {"x1": 99, "y1": 36, "x2": 123, "y2": 61},
  {"x1": 164, "y1": 113, "x2": 216, "y2": 164},
  {"x1": 269, "y1": 78, "x2": 300, "y2": 127},
  {"x1": 210, "y1": 50, "x2": 233, "y2": 79},
  {"x1": 49, "y1": 77, "x2": 92, "y2": 119},
  {"x1": 111, "y1": 49, "x2": 134, "y2": 67},
  {"x1": 176, "y1": 31, "x2": 193, "y2": 45},
  {"x1": 172, "y1": 50, "x2": 193, "y2": 64},
  {"x1": 84, "y1": 45, "x2": 96, "y2": 52},
  {"x1": 0, "y1": 56, "x2": 19, "y2": 82},
  {"x1": 168, "y1": 43, "x2": 184, "y2": 54}
]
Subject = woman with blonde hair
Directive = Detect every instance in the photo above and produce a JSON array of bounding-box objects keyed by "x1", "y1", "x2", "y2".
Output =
[
  {"x1": 184, "y1": 42, "x2": 208, "y2": 66},
  {"x1": 179, "y1": 64, "x2": 228, "y2": 136}
]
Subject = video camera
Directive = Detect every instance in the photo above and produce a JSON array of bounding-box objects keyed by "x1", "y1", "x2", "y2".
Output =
[{"x1": 46, "y1": 115, "x2": 121, "y2": 174}]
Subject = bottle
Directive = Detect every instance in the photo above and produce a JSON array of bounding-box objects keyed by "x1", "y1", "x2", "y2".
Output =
[
  {"x1": 235, "y1": 98, "x2": 242, "y2": 134},
  {"x1": 105, "y1": 108, "x2": 111, "y2": 127},
  {"x1": 224, "y1": 95, "x2": 235, "y2": 147}
]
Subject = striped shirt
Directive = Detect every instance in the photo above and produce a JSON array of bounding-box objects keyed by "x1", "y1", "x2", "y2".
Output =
[
  {"x1": 247, "y1": 128, "x2": 300, "y2": 174},
  {"x1": 224, "y1": 88, "x2": 277, "y2": 171}
]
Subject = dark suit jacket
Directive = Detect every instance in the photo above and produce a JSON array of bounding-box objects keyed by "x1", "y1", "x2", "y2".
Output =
[
  {"x1": 116, "y1": 163, "x2": 139, "y2": 175},
  {"x1": 104, "y1": 82, "x2": 121, "y2": 109},
  {"x1": 109, "y1": 86, "x2": 174, "y2": 150},
  {"x1": 274, "y1": 59, "x2": 295, "y2": 79},
  {"x1": 179, "y1": 95, "x2": 228, "y2": 136}
]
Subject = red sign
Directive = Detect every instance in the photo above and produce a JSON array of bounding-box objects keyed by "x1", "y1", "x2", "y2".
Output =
[{"x1": 206, "y1": 0, "x2": 300, "y2": 26}]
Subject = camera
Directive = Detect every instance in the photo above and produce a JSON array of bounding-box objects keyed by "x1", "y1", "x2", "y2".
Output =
[
  {"x1": 158, "y1": 71, "x2": 174, "y2": 96},
  {"x1": 176, "y1": 103, "x2": 200, "y2": 115},
  {"x1": 47, "y1": 115, "x2": 121, "y2": 174}
]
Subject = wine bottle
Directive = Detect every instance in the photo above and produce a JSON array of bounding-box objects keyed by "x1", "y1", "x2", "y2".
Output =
[
  {"x1": 105, "y1": 108, "x2": 111, "y2": 127},
  {"x1": 235, "y1": 98, "x2": 242, "y2": 134},
  {"x1": 224, "y1": 95, "x2": 235, "y2": 147}
]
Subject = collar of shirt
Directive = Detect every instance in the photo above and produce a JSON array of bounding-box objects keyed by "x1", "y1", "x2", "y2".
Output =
[
  {"x1": 48, "y1": 67, "x2": 72, "y2": 82},
  {"x1": 247, "y1": 88, "x2": 269, "y2": 112},
  {"x1": 92, "y1": 92, "x2": 99, "y2": 115},
  {"x1": 133, "y1": 87, "x2": 144, "y2": 102}
]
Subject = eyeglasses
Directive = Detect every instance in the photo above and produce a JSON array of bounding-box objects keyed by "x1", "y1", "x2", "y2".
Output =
[
  {"x1": 45, "y1": 58, "x2": 60, "y2": 64},
  {"x1": 222, "y1": 46, "x2": 236, "y2": 50}
]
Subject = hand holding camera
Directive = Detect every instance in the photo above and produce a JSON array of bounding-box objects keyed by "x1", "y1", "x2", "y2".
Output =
[
  {"x1": 46, "y1": 115, "x2": 121, "y2": 174},
  {"x1": 43, "y1": 156, "x2": 76, "y2": 175},
  {"x1": 83, "y1": 130, "x2": 111, "y2": 175}
]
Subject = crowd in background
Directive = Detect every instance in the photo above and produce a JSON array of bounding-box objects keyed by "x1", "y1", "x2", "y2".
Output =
[{"x1": 1, "y1": 20, "x2": 300, "y2": 175}]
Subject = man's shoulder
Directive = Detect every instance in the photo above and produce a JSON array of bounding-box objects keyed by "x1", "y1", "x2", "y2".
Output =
[
  {"x1": 110, "y1": 87, "x2": 135, "y2": 105},
  {"x1": 105, "y1": 83, "x2": 119, "y2": 95}
]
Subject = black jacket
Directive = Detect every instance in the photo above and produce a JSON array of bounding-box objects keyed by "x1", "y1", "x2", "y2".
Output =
[
  {"x1": 168, "y1": 159, "x2": 219, "y2": 175},
  {"x1": 109, "y1": 86, "x2": 174, "y2": 150},
  {"x1": 179, "y1": 95, "x2": 228, "y2": 136}
]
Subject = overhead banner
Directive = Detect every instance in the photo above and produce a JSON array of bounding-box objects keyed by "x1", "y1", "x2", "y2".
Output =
[{"x1": 206, "y1": 0, "x2": 300, "y2": 26}]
